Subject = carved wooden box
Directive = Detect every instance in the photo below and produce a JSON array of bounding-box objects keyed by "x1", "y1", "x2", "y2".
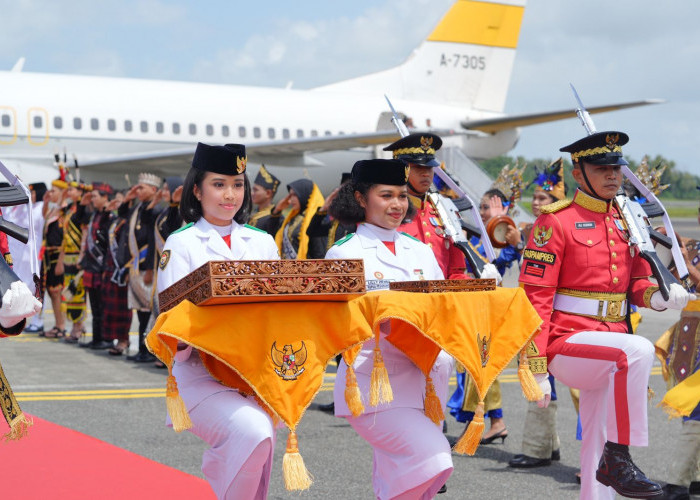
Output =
[
  {"x1": 159, "y1": 259, "x2": 366, "y2": 312},
  {"x1": 389, "y1": 278, "x2": 497, "y2": 293}
]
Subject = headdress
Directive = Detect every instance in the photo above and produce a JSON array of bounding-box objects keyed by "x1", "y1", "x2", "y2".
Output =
[
  {"x1": 530, "y1": 158, "x2": 566, "y2": 201},
  {"x1": 490, "y1": 161, "x2": 527, "y2": 213},
  {"x1": 253, "y1": 165, "x2": 280, "y2": 195},
  {"x1": 623, "y1": 156, "x2": 669, "y2": 201},
  {"x1": 137, "y1": 173, "x2": 163, "y2": 189}
]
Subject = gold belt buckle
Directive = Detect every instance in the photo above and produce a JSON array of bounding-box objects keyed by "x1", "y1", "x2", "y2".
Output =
[{"x1": 607, "y1": 299, "x2": 623, "y2": 319}]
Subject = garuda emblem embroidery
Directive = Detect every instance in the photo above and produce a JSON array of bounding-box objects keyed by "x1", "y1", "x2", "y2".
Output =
[
  {"x1": 533, "y1": 225, "x2": 553, "y2": 247},
  {"x1": 420, "y1": 136, "x2": 433, "y2": 151},
  {"x1": 605, "y1": 133, "x2": 619, "y2": 151},
  {"x1": 478, "y1": 332, "x2": 491, "y2": 367},
  {"x1": 236, "y1": 155, "x2": 247, "y2": 174},
  {"x1": 271, "y1": 341, "x2": 308, "y2": 380}
]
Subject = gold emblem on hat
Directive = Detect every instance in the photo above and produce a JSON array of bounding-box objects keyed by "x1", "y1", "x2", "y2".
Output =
[
  {"x1": 605, "y1": 133, "x2": 619, "y2": 151},
  {"x1": 405, "y1": 165, "x2": 410, "y2": 181},
  {"x1": 236, "y1": 156, "x2": 247, "y2": 174},
  {"x1": 420, "y1": 136, "x2": 433, "y2": 152}
]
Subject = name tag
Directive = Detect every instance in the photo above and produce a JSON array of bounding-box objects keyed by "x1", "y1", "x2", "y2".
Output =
[
  {"x1": 366, "y1": 279, "x2": 392, "y2": 291},
  {"x1": 575, "y1": 221, "x2": 595, "y2": 229}
]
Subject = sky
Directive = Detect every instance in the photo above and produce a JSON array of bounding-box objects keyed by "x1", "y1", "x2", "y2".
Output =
[{"x1": 1, "y1": 0, "x2": 699, "y2": 176}]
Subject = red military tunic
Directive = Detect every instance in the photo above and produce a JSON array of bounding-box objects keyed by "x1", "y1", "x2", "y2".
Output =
[
  {"x1": 398, "y1": 194, "x2": 468, "y2": 279},
  {"x1": 519, "y1": 189, "x2": 657, "y2": 361}
]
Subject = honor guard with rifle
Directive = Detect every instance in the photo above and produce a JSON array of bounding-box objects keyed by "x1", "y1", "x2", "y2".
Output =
[
  {"x1": 385, "y1": 133, "x2": 499, "y2": 280},
  {"x1": 520, "y1": 129, "x2": 692, "y2": 499}
]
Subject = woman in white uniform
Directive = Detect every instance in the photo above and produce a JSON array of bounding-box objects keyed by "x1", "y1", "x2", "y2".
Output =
[
  {"x1": 325, "y1": 159, "x2": 454, "y2": 500},
  {"x1": 156, "y1": 142, "x2": 280, "y2": 500}
]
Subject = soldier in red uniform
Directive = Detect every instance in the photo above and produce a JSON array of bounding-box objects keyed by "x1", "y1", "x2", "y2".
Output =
[{"x1": 520, "y1": 131, "x2": 692, "y2": 499}]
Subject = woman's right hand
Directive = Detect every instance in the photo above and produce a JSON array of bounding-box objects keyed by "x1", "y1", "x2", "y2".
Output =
[{"x1": 274, "y1": 193, "x2": 293, "y2": 214}]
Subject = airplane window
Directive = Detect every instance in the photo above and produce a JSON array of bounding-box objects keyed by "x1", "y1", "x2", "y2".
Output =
[
  {"x1": 268, "y1": 128, "x2": 275, "y2": 139},
  {"x1": 296, "y1": 129, "x2": 304, "y2": 138},
  {"x1": 140, "y1": 121, "x2": 148, "y2": 133},
  {"x1": 206, "y1": 124, "x2": 214, "y2": 136},
  {"x1": 238, "y1": 126, "x2": 246, "y2": 138},
  {"x1": 189, "y1": 123, "x2": 197, "y2": 135},
  {"x1": 324, "y1": 130, "x2": 331, "y2": 136},
  {"x1": 282, "y1": 128, "x2": 290, "y2": 139},
  {"x1": 222, "y1": 125, "x2": 230, "y2": 137},
  {"x1": 1, "y1": 114, "x2": 10, "y2": 127},
  {"x1": 73, "y1": 117, "x2": 82, "y2": 130},
  {"x1": 91, "y1": 118, "x2": 99, "y2": 131},
  {"x1": 253, "y1": 127, "x2": 261, "y2": 138},
  {"x1": 172, "y1": 123, "x2": 180, "y2": 135},
  {"x1": 53, "y1": 116, "x2": 63, "y2": 129},
  {"x1": 156, "y1": 122, "x2": 164, "y2": 134},
  {"x1": 124, "y1": 120, "x2": 132, "y2": 132},
  {"x1": 107, "y1": 119, "x2": 116, "y2": 131},
  {"x1": 311, "y1": 130, "x2": 318, "y2": 137},
  {"x1": 34, "y1": 116, "x2": 43, "y2": 128}
]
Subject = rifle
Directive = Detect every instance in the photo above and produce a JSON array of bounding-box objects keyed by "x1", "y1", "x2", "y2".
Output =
[
  {"x1": 384, "y1": 95, "x2": 495, "y2": 277},
  {"x1": 570, "y1": 85, "x2": 689, "y2": 300}
]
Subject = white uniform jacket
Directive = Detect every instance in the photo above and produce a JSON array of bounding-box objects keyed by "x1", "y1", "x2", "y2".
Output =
[
  {"x1": 157, "y1": 217, "x2": 279, "y2": 410},
  {"x1": 326, "y1": 222, "x2": 454, "y2": 416}
]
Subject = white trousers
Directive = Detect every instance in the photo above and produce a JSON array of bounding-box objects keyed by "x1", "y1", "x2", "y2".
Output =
[
  {"x1": 548, "y1": 331, "x2": 654, "y2": 500},
  {"x1": 349, "y1": 408, "x2": 453, "y2": 500},
  {"x1": 173, "y1": 358, "x2": 275, "y2": 500}
]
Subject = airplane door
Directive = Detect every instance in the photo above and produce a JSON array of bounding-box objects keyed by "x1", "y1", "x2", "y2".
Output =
[
  {"x1": 27, "y1": 107, "x2": 49, "y2": 146},
  {"x1": 0, "y1": 107, "x2": 17, "y2": 145}
]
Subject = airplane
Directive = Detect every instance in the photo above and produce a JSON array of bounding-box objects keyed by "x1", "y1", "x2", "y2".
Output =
[{"x1": 0, "y1": 0, "x2": 660, "y2": 199}]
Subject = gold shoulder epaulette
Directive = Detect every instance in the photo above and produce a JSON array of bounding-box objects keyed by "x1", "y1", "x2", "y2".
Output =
[{"x1": 539, "y1": 199, "x2": 572, "y2": 214}]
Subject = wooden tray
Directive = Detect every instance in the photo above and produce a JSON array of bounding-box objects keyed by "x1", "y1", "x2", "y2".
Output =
[
  {"x1": 159, "y1": 259, "x2": 365, "y2": 312},
  {"x1": 389, "y1": 278, "x2": 497, "y2": 293}
]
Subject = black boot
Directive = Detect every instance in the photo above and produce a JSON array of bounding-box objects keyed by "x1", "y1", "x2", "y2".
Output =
[
  {"x1": 595, "y1": 442, "x2": 662, "y2": 498},
  {"x1": 658, "y1": 483, "x2": 690, "y2": 500}
]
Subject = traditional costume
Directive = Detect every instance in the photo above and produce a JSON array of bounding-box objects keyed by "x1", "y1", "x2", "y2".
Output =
[
  {"x1": 271, "y1": 179, "x2": 326, "y2": 259},
  {"x1": 248, "y1": 165, "x2": 280, "y2": 235}
]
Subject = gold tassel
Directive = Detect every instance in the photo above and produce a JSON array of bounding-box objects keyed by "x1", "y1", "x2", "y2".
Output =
[
  {"x1": 423, "y1": 376, "x2": 444, "y2": 425},
  {"x1": 452, "y1": 401, "x2": 485, "y2": 456},
  {"x1": 345, "y1": 364, "x2": 364, "y2": 417},
  {"x1": 647, "y1": 387, "x2": 655, "y2": 401},
  {"x1": 518, "y1": 351, "x2": 543, "y2": 402},
  {"x1": 282, "y1": 430, "x2": 313, "y2": 491},
  {"x1": 369, "y1": 346, "x2": 393, "y2": 406},
  {"x1": 3, "y1": 413, "x2": 33, "y2": 441},
  {"x1": 166, "y1": 374, "x2": 193, "y2": 432},
  {"x1": 657, "y1": 400, "x2": 684, "y2": 420}
]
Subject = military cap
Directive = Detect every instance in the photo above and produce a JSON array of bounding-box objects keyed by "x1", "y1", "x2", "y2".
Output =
[
  {"x1": 253, "y1": 164, "x2": 280, "y2": 194},
  {"x1": 560, "y1": 131, "x2": 629, "y2": 166},
  {"x1": 352, "y1": 159, "x2": 410, "y2": 186},
  {"x1": 383, "y1": 133, "x2": 443, "y2": 167},
  {"x1": 192, "y1": 142, "x2": 247, "y2": 175}
]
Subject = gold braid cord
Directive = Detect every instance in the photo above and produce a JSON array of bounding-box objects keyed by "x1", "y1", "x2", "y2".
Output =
[{"x1": 0, "y1": 361, "x2": 31, "y2": 440}]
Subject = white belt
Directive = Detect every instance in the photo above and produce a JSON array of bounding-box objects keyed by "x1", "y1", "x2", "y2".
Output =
[{"x1": 553, "y1": 293, "x2": 627, "y2": 322}]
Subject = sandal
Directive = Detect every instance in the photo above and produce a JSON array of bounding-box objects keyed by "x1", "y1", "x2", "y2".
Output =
[{"x1": 44, "y1": 326, "x2": 66, "y2": 338}]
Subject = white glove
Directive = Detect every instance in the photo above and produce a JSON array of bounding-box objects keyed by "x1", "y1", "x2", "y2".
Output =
[
  {"x1": 480, "y1": 263, "x2": 502, "y2": 285},
  {"x1": 534, "y1": 373, "x2": 551, "y2": 408},
  {"x1": 0, "y1": 281, "x2": 42, "y2": 329},
  {"x1": 650, "y1": 283, "x2": 693, "y2": 311}
]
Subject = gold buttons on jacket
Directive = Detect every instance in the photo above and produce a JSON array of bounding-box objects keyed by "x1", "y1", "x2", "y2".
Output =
[
  {"x1": 425, "y1": 232, "x2": 431, "y2": 238},
  {"x1": 606, "y1": 216, "x2": 611, "y2": 222},
  {"x1": 609, "y1": 240, "x2": 615, "y2": 246},
  {"x1": 422, "y1": 221, "x2": 427, "y2": 226},
  {"x1": 612, "y1": 252, "x2": 617, "y2": 258},
  {"x1": 613, "y1": 277, "x2": 619, "y2": 284},
  {"x1": 587, "y1": 239, "x2": 593, "y2": 245},
  {"x1": 428, "y1": 243, "x2": 433, "y2": 248},
  {"x1": 608, "y1": 228, "x2": 613, "y2": 234},
  {"x1": 612, "y1": 264, "x2": 618, "y2": 271}
]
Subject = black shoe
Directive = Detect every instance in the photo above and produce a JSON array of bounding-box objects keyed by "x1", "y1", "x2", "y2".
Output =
[
  {"x1": 690, "y1": 481, "x2": 700, "y2": 495},
  {"x1": 89, "y1": 340, "x2": 113, "y2": 350},
  {"x1": 480, "y1": 428, "x2": 507, "y2": 445},
  {"x1": 437, "y1": 483, "x2": 447, "y2": 494},
  {"x1": 595, "y1": 443, "x2": 662, "y2": 498},
  {"x1": 318, "y1": 402, "x2": 335, "y2": 413},
  {"x1": 659, "y1": 483, "x2": 690, "y2": 500},
  {"x1": 508, "y1": 454, "x2": 552, "y2": 468},
  {"x1": 127, "y1": 352, "x2": 156, "y2": 363},
  {"x1": 551, "y1": 448, "x2": 560, "y2": 461}
]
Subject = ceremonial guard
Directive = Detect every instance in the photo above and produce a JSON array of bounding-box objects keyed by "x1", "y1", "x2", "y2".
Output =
[
  {"x1": 119, "y1": 172, "x2": 163, "y2": 362},
  {"x1": 520, "y1": 131, "x2": 691, "y2": 499},
  {"x1": 156, "y1": 142, "x2": 280, "y2": 499},
  {"x1": 326, "y1": 158, "x2": 454, "y2": 500},
  {"x1": 248, "y1": 165, "x2": 280, "y2": 235}
]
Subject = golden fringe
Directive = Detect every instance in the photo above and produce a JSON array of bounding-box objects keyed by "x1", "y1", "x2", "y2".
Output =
[
  {"x1": 647, "y1": 387, "x2": 655, "y2": 401},
  {"x1": 282, "y1": 430, "x2": 313, "y2": 491},
  {"x1": 657, "y1": 400, "x2": 685, "y2": 420},
  {"x1": 3, "y1": 413, "x2": 33, "y2": 441},
  {"x1": 518, "y1": 351, "x2": 543, "y2": 402},
  {"x1": 369, "y1": 346, "x2": 393, "y2": 406},
  {"x1": 166, "y1": 374, "x2": 193, "y2": 432},
  {"x1": 423, "y1": 376, "x2": 444, "y2": 425},
  {"x1": 453, "y1": 401, "x2": 484, "y2": 455},
  {"x1": 345, "y1": 364, "x2": 365, "y2": 417}
]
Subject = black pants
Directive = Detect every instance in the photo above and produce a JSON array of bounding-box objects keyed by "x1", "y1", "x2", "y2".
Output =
[{"x1": 86, "y1": 286, "x2": 103, "y2": 343}]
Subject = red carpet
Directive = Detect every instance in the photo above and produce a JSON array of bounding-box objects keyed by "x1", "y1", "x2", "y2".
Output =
[{"x1": 2, "y1": 415, "x2": 214, "y2": 499}]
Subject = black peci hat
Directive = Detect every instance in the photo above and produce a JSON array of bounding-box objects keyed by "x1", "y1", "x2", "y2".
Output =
[
  {"x1": 383, "y1": 133, "x2": 442, "y2": 167},
  {"x1": 253, "y1": 165, "x2": 280, "y2": 194},
  {"x1": 560, "y1": 131, "x2": 629, "y2": 166},
  {"x1": 192, "y1": 142, "x2": 247, "y2": 175},
  {"x1": 352, "y1": 159, "x2": 410, "y2": 186}
]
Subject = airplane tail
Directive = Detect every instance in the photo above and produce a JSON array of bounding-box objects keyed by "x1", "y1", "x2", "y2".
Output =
[{"x1": 314, "y1": 0, "x2": 525, "y2": 113}]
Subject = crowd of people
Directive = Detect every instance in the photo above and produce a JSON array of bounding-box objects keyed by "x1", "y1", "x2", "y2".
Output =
[{"x1": 1, "y1": 129, "x2": 698, "y2": 500}]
